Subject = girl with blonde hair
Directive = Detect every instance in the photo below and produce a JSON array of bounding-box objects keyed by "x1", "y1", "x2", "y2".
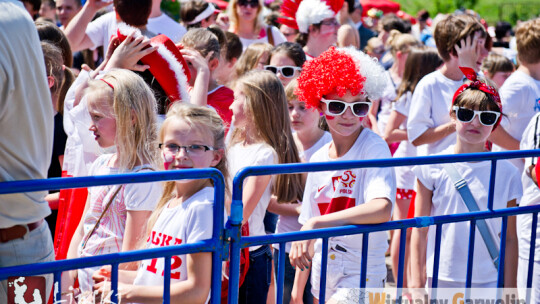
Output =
[
  {"x1": 228, "y1": 70, "x2": 304, "y2": 303},
  {"x1": 63, "y1": 69, "x2": 162, "y2": 298},
  {"x1": 94, "y1": 103, "x2": 228, "y2": 303},
  {"x1": 234, "y1": 42, "x2": 273, "y2": 80},
  {"x1": 369, "y1": 30, "x2": 420, "y2": 137}
]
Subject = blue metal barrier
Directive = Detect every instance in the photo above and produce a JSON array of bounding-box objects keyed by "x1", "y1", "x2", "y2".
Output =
[
  {"x1": 0, "y1": 169, "x2": 225, "y2": 304},
  {"x1": 2, "y1": 150, "x2": 540, "y2": 304},
  {"x1": 228, "y1": 150, "x2": 540, "y2": 304}
]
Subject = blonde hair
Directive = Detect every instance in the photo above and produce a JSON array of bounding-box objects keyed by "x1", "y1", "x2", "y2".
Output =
[
  {"x1": 146, "y1": 103, "x2": 229, "y2": 235},
  {"x1": 180, "y1": 27, "x2": 221, "y2": 60},
  {"x1": 86, "y1": 69, "x2": 159, "y2": 171},
  {"x1": 228, "y1": 0, "x2": 264, "y2": 35},
  {"x1": 231, "y1": 70, "x2": 304, "y2": 202},
  {"x1": 235, "y1": 42, "x2": 272, "y2": 79},
  {"x1": 516, "y1": 18, "x2": 540, "y2": 65},
  {"x1": 387, "y1": 30, "x2": 419, "y2": 57}
]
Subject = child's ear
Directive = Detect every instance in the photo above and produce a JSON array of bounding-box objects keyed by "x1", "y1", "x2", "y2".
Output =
[
  {"x1": 209, "y1": 57, "x2": 220, "y2": 71},
  {"x1": 211, "y1": 149, "x2": 224, "y2": 167},
  {"x1": 131, "y1": 110, "x2": 137, "y2": 125},
  {"x1": 47, "y1": 76, "x2": 55, "y2": 89}
]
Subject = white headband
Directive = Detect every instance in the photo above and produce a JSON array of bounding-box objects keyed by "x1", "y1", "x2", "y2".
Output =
[{"x1": 186, "y1": 3, "x2": 217, "y2": 25}]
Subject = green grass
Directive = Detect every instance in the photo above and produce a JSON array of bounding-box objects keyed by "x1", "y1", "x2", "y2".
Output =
[{"x1": 393, "y1": 0, "x2": 540, "y2": 25}]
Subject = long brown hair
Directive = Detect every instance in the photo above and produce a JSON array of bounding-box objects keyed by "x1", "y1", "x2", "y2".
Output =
[
  {"x1": 395, "y1": 48, "x2": 443, "y2": 100},
  {"x1": 231, "y1": 70, "x2": 304, "y2": 203}
]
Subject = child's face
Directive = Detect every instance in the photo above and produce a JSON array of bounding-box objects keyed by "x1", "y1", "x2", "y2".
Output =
[
  {"x1": 288, "y1": 99, "x2": 320, "y2": 133},
  {"x1": 269, "y1": 52, "x2": 300, "y2": 88},
  {"x1": 320, "y1": 90, "x2": 369, "y2": 138},
  {"x1": 488, "y1": 71, "x2": 513, "y2": 89},
  {"x1": 231, "y1": 85, "x2": 249, "y2": 128},
  {"x1": 160, "y1": 118, "x2": 221, "y2": 172},
  {"x1": 87, "y1": 92, "x2": 116, "y2": 148},
  {"x1": 453, "y1": 105, "x2": 496, "y2": 146}
]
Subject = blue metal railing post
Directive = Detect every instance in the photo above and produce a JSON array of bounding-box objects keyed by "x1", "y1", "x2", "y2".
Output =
[
  {"x1": 319, "y1": 238, "x2": 329, "y2": 303},
  {"x1": 526, "y1": 212, "x2": 538, "y2": 304},
  {"x1": 227, "y1": 168, "x2": 247, "y2": 304},
  {"x1": 396, "y1": 228, "x2": 407, "y2": 303},
  {"x1": 276, "y1": 242, "x2": 286, "y2": 304}
]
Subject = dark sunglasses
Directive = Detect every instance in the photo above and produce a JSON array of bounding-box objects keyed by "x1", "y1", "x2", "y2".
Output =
[
  {"x1": 452, "y1": 106, "x2": 500, "y2": 126},
  {"x1": 238, "y1": 0, "x2": 259, "y2": 8},
  {"x1": 320, "y1": 98, "x2": 371, "y2": 117},
  {"x1": 264, "y1": 65, "x2": 301, "y2": 78}
]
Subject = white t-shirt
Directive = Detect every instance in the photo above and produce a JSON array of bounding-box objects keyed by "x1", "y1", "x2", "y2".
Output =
[
  {"x1": 377, "y1": 71, "x2": 398, "y2": 135},
  {"x1": 518, "y1": 112, "x2": 540, "y2": 261},
  {"x1": 299, "y1": 128, "x2": 396, "y2": 278},
  {"x1": 412, "y1": 145, "x2": 522, "y2": 283},
  {"x1": 227, "y1": 142, "x2": 277, "y2": 249},
  {"x1": 492, "y1": 70, "x2": 540, "y2": 170},
  {"x1": 239, "y1": 26, "x2": 286, "y2": 51},
  {"x1": 407, "y1": 70, "x2": 463, "y2": 156},
  {"x1": 86, "y1": 12, "x2": 187, "y2": 51},
  {"x1": 133, "y1": 187, "x2": 214, "y2": 291},
  {"x1": 393, "y1": 92, "x2": 417, "y2": 190},
  {"x1": 274, "y1": 132, "x2": 332, "y2": 252}
]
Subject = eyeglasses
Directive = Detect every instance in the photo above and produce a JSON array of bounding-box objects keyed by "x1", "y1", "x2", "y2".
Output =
[
  {"x1": 319, "y1": 18, "x2": 339, "y2": 26},
  {"x1": 452, "y1": 106, "x2": 500, "y2": 126},
  {"x1": 264, "y1": 65, "x2": 301, "y2": 78},
  {"x1": 238, "y1": 0, "x2": 259, "y2": 8},
  {"x1": 159, "y1": 143, "x2": 216, "y2": 157},
  {"x1": 320, "y1": 98, "x2": 371, "y2": 117}
]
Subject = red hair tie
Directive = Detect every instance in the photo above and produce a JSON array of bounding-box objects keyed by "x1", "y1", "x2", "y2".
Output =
[
  {"x1": 452, "y1": 66, "x2": 503, "y2": 128},
  {"x1": 100, "y1": 78, "x2": 114, "y2": 90}
]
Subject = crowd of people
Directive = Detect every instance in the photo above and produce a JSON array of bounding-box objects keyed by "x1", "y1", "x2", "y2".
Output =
[{"x1": 1, "y1": 0, "x2": 540, "y2": 303}]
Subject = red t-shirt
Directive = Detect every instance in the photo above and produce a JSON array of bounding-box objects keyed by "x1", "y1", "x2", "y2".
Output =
[{"x1": 208, "y1": 85, "x2": 234, "y2": 129}]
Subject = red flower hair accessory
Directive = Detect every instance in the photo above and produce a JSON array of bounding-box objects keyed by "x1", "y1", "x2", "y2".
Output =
[
  {"x1": 295, "y1": 46, "x2": 387, "y2": 108},
  {"x1": 452, "y1": 66, "x2": 502, "y2": 128}
]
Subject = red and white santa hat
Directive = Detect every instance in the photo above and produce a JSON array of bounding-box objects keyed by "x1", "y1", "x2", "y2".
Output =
[
  {"x1": 278, "y1": 0, "x2": 343, "y2": 33},
  {"x1": 116, "y1": 23, "x2": 191, "y2": 103}
]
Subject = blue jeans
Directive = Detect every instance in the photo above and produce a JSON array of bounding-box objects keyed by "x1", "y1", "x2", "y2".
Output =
[
  {"x1": 239, "y1": 244, "x2": 272, "y2": 304},
  {"x1": 0, "y1": 221, "x2": 54, "y2": 303},
  {"x1": 274, "y1": 249, "x2": 313, "y2": 304}
]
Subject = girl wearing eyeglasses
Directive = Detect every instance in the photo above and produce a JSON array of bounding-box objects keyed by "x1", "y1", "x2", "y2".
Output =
[
  {"x1": 410, "y1": 67, "x2": 520, "y2": 299},
  {"x1": 227, "y1": 0, "x2": 286, "y2": 51},
  {"x1": 289, "y1": 46, "x2": 396, "y2": 303},
  {"x1": 93, "y1": 103, "x2": 227, "y2": 304},
  {"x1": 265, "y1": 42, "x2": 306, "y2": 88}
]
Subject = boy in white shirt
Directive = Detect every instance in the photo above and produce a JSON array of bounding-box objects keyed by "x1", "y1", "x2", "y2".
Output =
[
  {"x1": 408, "y1": 14, "x2": 489, "y2": 156},
  {"x1": 490, "y1": 18, "x2": 540, "y2": 171}
]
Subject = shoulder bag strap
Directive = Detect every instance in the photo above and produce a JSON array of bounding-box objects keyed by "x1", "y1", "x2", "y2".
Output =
[
  {"x1": 81, "y1": 185, "x2": 122, "y2": 249},
  {"x1": 81, "y1": 167, "x2": 155, "y2": 249},
  {"x1": 441, "y1": 163, "x2": 500, "y2": 269}
]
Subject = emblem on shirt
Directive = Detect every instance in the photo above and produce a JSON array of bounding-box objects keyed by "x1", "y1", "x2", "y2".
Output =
[{"x1": 318, "y1": 170, "x2": 357, "y2": 215}]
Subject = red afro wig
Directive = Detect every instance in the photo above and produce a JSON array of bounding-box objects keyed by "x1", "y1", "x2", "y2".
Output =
[{"x1": 295, "y1": 46, "x2": 387, "y2": 109}]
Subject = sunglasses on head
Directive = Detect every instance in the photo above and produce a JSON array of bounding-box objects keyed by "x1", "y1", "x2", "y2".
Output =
[
  {"x1": 238, "y1": 0, "x2": 259, "y2": 7},
  {"x1": 452, "y1": 106, "x2": 500, "y2": 126},
  {"x1": 320, "y1": 98, "x2": 371, "y2": 117},
  {"x1": 264, "y1": 65, "x2": 301, "y2": 78}
]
